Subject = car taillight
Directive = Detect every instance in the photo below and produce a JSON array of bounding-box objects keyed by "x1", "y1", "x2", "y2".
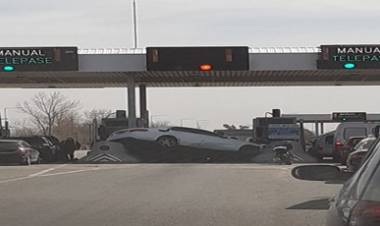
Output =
[
  {"x1": 349, "y1": 201, "x2": 380, "y2": 226},
  {"x1": 335, "y1": 140, "x2": 344, "y2": 151}
]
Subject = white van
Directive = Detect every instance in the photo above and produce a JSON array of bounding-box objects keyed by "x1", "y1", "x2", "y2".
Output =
[
  {"x1": 333, "y1": 122, "x2": 380, "y2": 161},
  {"x1": 310, "y1": 131, "x2": 335, "y2": 159}
]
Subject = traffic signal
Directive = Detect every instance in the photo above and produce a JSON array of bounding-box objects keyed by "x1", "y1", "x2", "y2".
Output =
[
  {"x1": 2, "y1": 65, "x2": 15, "y2": 72},
  {"x1": 343, "y1": 63, "x2": 356, "y2": 70}
]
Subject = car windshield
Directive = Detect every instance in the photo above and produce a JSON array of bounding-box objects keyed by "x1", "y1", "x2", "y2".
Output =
[
  {"x1": 2, "y1": 1, "x2": 380, "y2": 226},
  {"x1": 344, "y1": 128, "x2": 367, "y2": 140}
]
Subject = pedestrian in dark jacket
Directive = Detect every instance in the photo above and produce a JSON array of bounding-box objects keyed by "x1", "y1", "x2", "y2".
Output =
[{"x1": 65, "y1": 137, "x2": 76, "y2": 161}]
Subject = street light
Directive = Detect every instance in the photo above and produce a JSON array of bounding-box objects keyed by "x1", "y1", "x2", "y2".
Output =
[{"x1": 132, "y1": 0, "x2": 138, "y2": 49}]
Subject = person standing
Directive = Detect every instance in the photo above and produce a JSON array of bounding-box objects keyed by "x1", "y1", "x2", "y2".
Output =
[{"x1": 65, "y1": 137, "x2": 76, "y2": 161}]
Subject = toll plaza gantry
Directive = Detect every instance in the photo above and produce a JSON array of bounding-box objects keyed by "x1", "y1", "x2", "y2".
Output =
[{"x1": 1, "y1": 45, "x2": 380, "y2": 128}]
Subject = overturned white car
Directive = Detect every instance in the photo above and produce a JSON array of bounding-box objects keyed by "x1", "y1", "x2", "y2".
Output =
[{"x1": 107, "y1": 127, "x2": 262, "y2": 161}]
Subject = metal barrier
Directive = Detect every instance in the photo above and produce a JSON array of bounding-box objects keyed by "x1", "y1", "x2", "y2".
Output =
[{"x1": 78, "y1": 47, "x2": 320, "y2": 54}]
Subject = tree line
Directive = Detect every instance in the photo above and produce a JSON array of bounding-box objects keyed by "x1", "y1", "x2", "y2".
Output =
[{"x1": 10, "y1": 92, "x2": 111, "y2": 146}]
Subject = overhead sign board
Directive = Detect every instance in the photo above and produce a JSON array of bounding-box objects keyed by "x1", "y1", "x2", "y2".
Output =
[
  {"x1": 0, "y1": 47, "x2": 78, "y2": 72},
  {"x1": 268, "y1": 124, "x2": 300, "y2": 140},
  {"x1": 146, "y1": 47, "x2": 249, "y2": 71},
  {"x1": 318, "y1": 45, "x2": 380, "y2": 69},
  {"x1": 332, "y1": 112, "x2": 367, "y2": 122}
]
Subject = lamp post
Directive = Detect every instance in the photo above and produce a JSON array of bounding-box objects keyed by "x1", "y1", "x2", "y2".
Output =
[{"x1": 132, "y1": 0, "x2": 138, "y2": 49}]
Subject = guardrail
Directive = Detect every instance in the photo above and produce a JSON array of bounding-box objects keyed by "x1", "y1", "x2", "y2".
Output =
[
  {"x1": 78, "y1": 48, "x2": 146, "y2": 54},
  {"x1": 78, "y1": 47, "x2": 321, "y2": 55},
  {"x1": 249, "y1": 47, "x2": 320, "y2": 53}
]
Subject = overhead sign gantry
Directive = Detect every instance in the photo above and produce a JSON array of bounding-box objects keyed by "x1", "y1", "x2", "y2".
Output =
[
  {"x1": 0, "y1": 47, "x2": 78, "y2": 72},
  {"x1": 318, "y1": 45, "x2": 380, "y2": 69},
  {"x1": 2, "y1": 45, "x2": 380, "y2": 128}
]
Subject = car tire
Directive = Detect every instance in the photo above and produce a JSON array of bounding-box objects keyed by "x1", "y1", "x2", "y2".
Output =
[{"x1": 156, "y1": 136, "x2": 178, "y2": 149}]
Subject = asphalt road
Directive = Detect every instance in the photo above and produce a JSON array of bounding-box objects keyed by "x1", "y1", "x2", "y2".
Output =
[{"x1": 0, "y1": 163, "x2": 340, "y2": 226}]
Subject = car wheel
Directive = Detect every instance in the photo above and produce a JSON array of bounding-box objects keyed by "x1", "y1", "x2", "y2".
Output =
[{"x1": 157, "y1": 136, "x2": 178, "y2": 149}]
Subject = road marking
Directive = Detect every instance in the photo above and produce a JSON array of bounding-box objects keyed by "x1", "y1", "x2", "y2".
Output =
[
  {"x1": 40, "y1": 168, "x2": 100, "y2": 177},
  {"x1": 0, "y1": 176, "x2": 35, "y2": 184},
  {"x1": 27, "y1": 164, "x2": 67, "y2": 177},
  {"x1": 292, "y1": 154, "x2": 304, "y2": 161},
  {"x1": 86, "y1": 153, "x2": 122, "y2": 162},
  {"x1": 0, "y1": 164, "x2": 67, "y2": 185}
]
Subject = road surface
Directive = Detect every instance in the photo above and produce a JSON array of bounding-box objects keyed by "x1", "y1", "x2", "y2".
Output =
[{"x1": 0, "y1": 163, "x2": 340, "y2": 226}]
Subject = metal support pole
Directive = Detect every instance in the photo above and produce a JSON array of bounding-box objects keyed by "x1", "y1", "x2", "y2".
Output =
[
  {"x1": 139, "y1": 85, "x2": 148, "y2": 127},
  {"x1": 127, "y1": 77, "x2": 137, "y2": 128},
  {"x1": 300, "y1": 122, "x2": 306, "y2": 152},
  {"x1": 315, "y1": 122, "x2": 319, "y2": 137},
  {"x1": 320, "y1": 123, "x2": 324, "y2": 135},
  {"x1": 132, "y1": 0, "x2": 138, "y2": 49}
]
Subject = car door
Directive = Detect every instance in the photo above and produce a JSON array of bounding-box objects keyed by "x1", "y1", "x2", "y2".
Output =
[
  {"x1": 168, "y1": 127, "x2": 205, "y2": 148},
  {"x1": 199, "y1": 131, "x2": 239, "y2": 151}
]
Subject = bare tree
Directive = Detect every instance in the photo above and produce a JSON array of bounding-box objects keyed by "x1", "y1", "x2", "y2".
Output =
[
  {"x1": 18, "y1": 92, "x2": 80, "y2": 136},
  {"x1": 11, "y1": 120, "x2": 38, "y2": 137},
  {"x1": 83, "y1": 109, "x2": 113, "y2": 124}
]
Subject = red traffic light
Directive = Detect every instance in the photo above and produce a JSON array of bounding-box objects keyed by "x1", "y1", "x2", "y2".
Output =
[{"x1": 199, "y1": 64, "x2": 213, "y2": 71}]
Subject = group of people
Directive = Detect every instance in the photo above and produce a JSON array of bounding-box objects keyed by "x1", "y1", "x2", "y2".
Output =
[{"x1": 56, "y1": 137, "x2": 81, "y2": 162}]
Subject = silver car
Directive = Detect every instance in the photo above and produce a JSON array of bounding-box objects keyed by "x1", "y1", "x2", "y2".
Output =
[{"x1": 292, "y1": 137, "x2": 380, "y2": 226}]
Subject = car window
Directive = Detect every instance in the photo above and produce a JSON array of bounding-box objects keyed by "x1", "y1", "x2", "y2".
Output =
[
  {"x1": 344, "y1": 128, "x2": 367, "y2": 140},
  {"x1": 0, "y1": 142, "x2": 19, "y2": 151},
  {"x1": 171, "y1": 127, "x2": 218, "y2": 137}
]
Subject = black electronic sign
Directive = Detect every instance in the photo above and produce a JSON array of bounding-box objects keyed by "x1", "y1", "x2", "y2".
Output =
[
  {"x1": 318, "y1": 45, "x2": 380, "y2": 69},
  {"x1": 146, "y1": 47, "x2": 249, "y2": 71},
  {"x1": 0, "y1": 47, "x2": 78, "y2": 72},
  {"x1": 332, "y1": 112, "x2": 367, "y2": 122}
]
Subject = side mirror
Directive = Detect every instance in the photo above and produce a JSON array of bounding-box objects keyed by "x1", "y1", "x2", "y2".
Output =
[{"x1": 291, "y1": 165, "x2": 342, "y2": 181}]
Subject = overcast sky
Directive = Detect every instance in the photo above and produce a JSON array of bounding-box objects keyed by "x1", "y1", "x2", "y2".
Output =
[{"x1": 0, "y1": 0, "x2": 380, "y2": 131}]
